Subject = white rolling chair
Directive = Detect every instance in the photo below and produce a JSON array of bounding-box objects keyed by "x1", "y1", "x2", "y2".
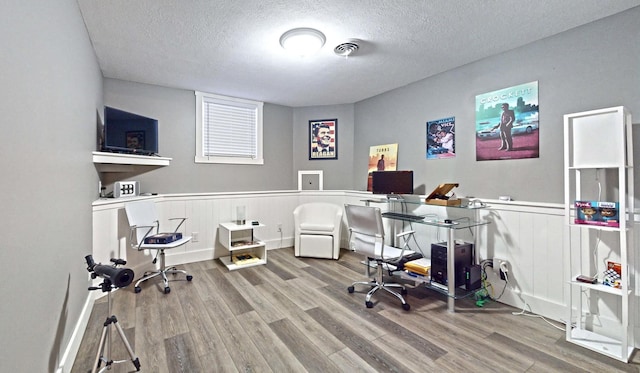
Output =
[
  {"x1": 293, "y1": 202, "x2": 343, "y2": 259},
  {"x1": 125, "y1": 200, "x2": 192, "y2": 294},
  {"x1": 344, "y1": 204, "x2": 415, "y2": 310}
]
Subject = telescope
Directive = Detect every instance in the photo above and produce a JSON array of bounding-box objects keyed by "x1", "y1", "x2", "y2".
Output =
[{"x1": 85, "y1": 255, "x2": 134, "y2": 289}]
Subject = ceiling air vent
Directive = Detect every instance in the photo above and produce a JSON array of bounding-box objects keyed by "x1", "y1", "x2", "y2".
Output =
[{"x1": 334, "y1": 40, "x2": 360, "y2": 57}]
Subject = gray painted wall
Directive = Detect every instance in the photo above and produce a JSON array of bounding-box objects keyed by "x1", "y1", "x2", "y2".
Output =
[
  {"x1": 0, "y1": 1, "x2": 102, "y2": 372},
  {"x1": 104, "y1": 79, "x2": 296, "y2": 193},
  {"x1": 353, "y1": 8, "x2": 640, "y2": 203}
]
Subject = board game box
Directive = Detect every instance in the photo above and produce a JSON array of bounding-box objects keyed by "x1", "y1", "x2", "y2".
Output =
[{"x1": 574, "y1": 200, "x2": 619, "y2": 227}]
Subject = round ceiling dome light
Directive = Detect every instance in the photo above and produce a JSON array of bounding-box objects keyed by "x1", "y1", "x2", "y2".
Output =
[
  {"x1": 279, "y1": 28, "x2": 326, "y2": 57},
  {"x1": 334, "y1": 40, "x2": 360, "y2": 57}
]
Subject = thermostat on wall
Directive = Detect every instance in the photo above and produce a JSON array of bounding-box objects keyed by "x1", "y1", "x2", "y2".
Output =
[{"x1": 114, "y1": 181, "x2": 140, "y2": 198}]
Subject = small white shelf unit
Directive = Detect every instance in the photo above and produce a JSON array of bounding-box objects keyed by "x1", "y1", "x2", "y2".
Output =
[
  {"x1": 563, "y1": 106, "x2": 635, "y2": 362},
  {"x1": 218, "y1": 222, "x2": 266, "y2": 270}
]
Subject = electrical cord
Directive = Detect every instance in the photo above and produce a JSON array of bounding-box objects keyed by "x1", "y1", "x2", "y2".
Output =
[
  {"x1": 477, "y1": 258, "x2": 566, "y2": 332},
  {"x1": 512, "y1": 302, "x2": 566, "y2": 331}
]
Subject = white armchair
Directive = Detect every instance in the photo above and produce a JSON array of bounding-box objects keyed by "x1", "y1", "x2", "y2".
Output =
[{"x1": 293, "y1": 203, "x2": 343, "y2": 259}]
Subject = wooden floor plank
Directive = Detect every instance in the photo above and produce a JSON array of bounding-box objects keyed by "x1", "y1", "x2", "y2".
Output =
[
  {"x1": 269, "y1": 317, "x2": 341, "y2": 373},
  {"x1": 164, "y1": 332, "x2": 203, "y2": 373},
  {"x1": 207, "y1": 267, "x2": 255, "y2": 316},
  {"x1": 133, "y1": 298, "x2": 170, "y2": 373},
  {"x1": 174, "y1": 277, "x2": 224, "y2": 357},
  {"x1": 202, "y1": 297, "x2": 273, "y2": 372},
  {"x1": 237, "y1": 311, "x2": 308, "y2": 372},
  {"x1": 225, "y1": 270, "x2": 285, "y2": 324},
  {"x1": 306, "y1": 306, "x2": 414, "y2": 373},
  {"x1": 370, "y1": 333, "x2": 441, "y2": 372},
  {"x1": 256, "y1": 282, "x2": 346, "y2": 356},
  {"x1": 327, "y1": 347, "x2": 379, "y2": 373}
]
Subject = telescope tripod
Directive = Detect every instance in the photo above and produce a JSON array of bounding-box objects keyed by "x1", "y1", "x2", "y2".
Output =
[{"x1": 89, "y1": 280, "x2": 140, "y2": 373}]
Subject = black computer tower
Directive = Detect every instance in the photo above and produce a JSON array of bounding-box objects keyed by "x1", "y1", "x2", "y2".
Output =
[{"x1": 431, "y1": 242, "x2": 473, "y2": 287}]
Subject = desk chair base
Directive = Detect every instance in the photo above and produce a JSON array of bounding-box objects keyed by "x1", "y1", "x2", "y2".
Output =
[
  {"x1": 348, "y1": 258, "x2": 410, "y2": 311},
  {"x1": 134, "y1": 250, "x2": 193, "y2": 294}
]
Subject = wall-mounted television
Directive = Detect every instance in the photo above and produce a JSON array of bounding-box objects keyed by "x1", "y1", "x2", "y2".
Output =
[
  {"x1": 101, "y1": 106, "x2": 159, "y2": 156},
  {"x1": 371, "y1": 170, "x2": 414, "y2": 195}
]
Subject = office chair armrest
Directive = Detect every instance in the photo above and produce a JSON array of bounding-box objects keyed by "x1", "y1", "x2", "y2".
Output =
[
  {"x1": 168, "y1": 217, "x2": 187, "y2": 233},
  {"x1": 130, "y1": 222, "x2": 159, "y2": 249},
  {"x1": 348, "y1": 227, "x2": 382, "y2": 238}
]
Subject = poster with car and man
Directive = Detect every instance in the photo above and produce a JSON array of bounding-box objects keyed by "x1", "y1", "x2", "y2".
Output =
[{"x1": 475, "y1": 81, "x2": 539, "y2": 161}]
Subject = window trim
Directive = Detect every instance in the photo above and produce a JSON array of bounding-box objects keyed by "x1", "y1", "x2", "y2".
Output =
[{"x1": 195, "y1": 91, "x2": 264, "y2": 165}]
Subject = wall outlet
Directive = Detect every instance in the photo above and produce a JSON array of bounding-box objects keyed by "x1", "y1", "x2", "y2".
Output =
[
  {"x1": 192, "y1": 232, "x2": 199, "y2": 242},
  {"x1": 277, "y1": 223, "x2": 282, "y2": 232},
  {"x1": 494, "y1": 258, "x2": 509, "y2": 281}
]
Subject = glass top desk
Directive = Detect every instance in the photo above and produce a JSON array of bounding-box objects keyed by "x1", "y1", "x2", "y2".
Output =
[{"x1": 362, "y1": 197, "x2": 490, "y2": 312}]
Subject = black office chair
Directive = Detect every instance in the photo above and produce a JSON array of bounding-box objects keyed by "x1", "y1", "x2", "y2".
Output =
[
  {"x1": 125, "y1": 200, "x2": 193, "y2": 294},
  {"x1": 344, "y1": 204, "x2": 415, "y2": 310}
]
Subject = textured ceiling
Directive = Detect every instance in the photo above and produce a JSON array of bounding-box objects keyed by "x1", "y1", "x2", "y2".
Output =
[{"x1": 77, "y1": 0, "x2": 640, "y2": 107}]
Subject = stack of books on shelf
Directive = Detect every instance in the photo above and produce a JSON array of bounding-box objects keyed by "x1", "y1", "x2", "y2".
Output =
[
  {"x1": 232, "y1": 253, "x2": 260, "y2": 266},
  {"x1": 403, "y1": 258, "x2": 431, "y2": 281}
]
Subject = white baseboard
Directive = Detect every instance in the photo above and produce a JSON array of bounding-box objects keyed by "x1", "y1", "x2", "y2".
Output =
[
  {"x1": 165, "y1": 247, "x2": 216, "y2": 267},
  {"x1": 57, "y1": 292, "x2": 96, "y2": 373}
]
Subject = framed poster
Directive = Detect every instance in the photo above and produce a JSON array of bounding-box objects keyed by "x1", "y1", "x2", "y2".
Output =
[
  {"x1": 426, "y1": 117, "x2": 455, "y2": 159},
  {"x1": 309, "y1": 119, "x2": 337, "y2": 160},
  {"x1": 475, "y1": 81, "x2": 539, "y2": 161},
  {"x1": 368, "y1": 144, "x2": 398, "y2": 173},
  {"x1": 367, "y1": 143, "x2": 398, "y2": 191}
]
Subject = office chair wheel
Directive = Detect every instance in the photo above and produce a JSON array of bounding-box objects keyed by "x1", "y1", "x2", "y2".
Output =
[
  {"x1": 347, "y1": 286, "x2": 355, "y2": 293},
  {"x1": 164, "y1": 287, "x2": 171, "y2": 294},
  {"x1": 187, "y1": 275, "x2": 193, "y2": 281},
  {"x1": 402, "y1": 303, "x2": 410, "y2": 311},
  {"x1": 401, "y1": 288, "x2": 408, "y2": 295},
  {"x1": 366, "y1": 301, "x2": 374, "y2": 308},
  {"x1": 134, "y1": 286, "x2": 142, "y2": 293}
]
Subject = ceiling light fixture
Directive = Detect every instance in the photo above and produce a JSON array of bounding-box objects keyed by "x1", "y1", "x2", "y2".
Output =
[{"x1": 279, "y1": 28, "x2": 326, "y2": 57}]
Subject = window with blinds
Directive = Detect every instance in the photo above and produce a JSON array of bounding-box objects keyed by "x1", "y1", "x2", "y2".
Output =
[{"x1": 195, "y1": 92, "x2": 264, "y2": 164}]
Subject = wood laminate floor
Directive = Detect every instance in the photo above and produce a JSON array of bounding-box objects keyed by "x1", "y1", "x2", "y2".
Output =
[{"x1": 71, "y1": 247, "x2": 640, "y2": 372}]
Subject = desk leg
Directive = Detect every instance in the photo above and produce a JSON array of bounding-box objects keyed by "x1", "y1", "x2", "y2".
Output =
[{"x1": 447, "y1": 228, "x2": 455, "y2": 312}]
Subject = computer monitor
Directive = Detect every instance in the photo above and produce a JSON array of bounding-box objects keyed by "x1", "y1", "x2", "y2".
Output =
[{"x1": 371, "y1": 171, "x2": 414, "y2": 195}]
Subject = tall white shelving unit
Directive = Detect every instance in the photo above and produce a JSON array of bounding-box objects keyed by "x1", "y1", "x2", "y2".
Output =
[{"x1": 563, "y1": 106, "x2": 634, "y2": 362}]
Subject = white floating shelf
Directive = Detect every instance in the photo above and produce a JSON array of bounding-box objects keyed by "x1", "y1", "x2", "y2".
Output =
[{"x1": 92, "y1": 151, "x2": 171, "y2": 166}]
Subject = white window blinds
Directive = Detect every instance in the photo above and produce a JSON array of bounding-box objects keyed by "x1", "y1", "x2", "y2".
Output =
[
  {"x1": 203, "y1": 101, "x2": 257, "y2": 158},
  {"x1": 195, "y1": 92, "x2": 263, "y2": 164}
]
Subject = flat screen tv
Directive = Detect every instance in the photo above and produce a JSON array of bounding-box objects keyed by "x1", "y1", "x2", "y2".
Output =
[
  {"x1": 371, "y1": 171, "x2": 414, "y2": 195},
  {"x1": 102, "y1": 106, "x2": 159, "y2": 155}
]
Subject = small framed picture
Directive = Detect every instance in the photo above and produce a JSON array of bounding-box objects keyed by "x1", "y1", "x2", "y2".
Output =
[
  {"x1": 126, "y1": 131, "x2": 145, "y2": 150},
  {"x1": 309, "y1": 119, "x2": 337, "y2": 160}
]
